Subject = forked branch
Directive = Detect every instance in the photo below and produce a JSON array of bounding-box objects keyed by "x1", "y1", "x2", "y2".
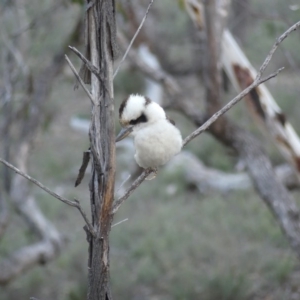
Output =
[
  {"x1": 65, "y1": 54, "x2": 95, "y2": 105},
  {"x1": 183, "y1": 67, "x2": 284, "y2": 146},
  {"x1": 0, "y1": 158, "x2": 95, "y2": 237},
  {"x1": 112, "y1": 169, "x2": 152, "y2": 213},
  {"x1": 112, "y1": 21, "x2": 300, "y2": 213}
]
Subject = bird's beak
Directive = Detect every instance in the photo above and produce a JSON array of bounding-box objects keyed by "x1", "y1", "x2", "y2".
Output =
[{"x1": 116, "y1": 126, "x2": 133, "y2": 142}]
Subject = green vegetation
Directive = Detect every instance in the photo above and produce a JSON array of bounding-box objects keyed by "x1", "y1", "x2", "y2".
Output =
[{"x1": 109, "y1": 187, "x2": 297, "y2": 299}]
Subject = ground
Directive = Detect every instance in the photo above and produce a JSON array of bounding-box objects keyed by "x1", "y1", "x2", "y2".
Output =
[{"x1": 1, "y1": 72, "x2": 300, "y2": 300}]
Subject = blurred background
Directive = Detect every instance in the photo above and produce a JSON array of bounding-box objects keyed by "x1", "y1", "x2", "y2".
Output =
[{"x1": 1, "y1": 0, "x2": 300, "y2": 299}]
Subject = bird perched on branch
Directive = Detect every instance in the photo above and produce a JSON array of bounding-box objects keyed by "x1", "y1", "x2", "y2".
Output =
[{"x1": 116, "y1": 94, "x2": 182, "y2": 178}]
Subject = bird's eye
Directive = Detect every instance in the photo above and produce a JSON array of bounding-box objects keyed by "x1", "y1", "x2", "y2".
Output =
[{"x1": 129, "y1": 113, "x2": 147, "y2": 125}]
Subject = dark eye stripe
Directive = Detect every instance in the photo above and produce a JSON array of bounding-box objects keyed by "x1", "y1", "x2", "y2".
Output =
[
  {"x1": 129, "y1": 113, "x2": 147, "y2": 125},
  {"x1": 119, "y1": 96, "x2": 130, "y2": 119}
]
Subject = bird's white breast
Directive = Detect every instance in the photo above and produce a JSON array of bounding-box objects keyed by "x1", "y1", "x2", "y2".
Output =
[{"x1": 132, "y1": 120, "x2": 182, "y2": 169}]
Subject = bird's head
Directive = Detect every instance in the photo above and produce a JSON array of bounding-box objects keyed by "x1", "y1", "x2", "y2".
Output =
[{"x1": 116, "y1": 94, "x2": 166, "y2": 142}]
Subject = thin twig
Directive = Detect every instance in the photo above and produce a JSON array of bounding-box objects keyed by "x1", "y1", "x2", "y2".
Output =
[
  {"x1": 113, "y1": 0, "x2": 155, "y2": 79},
  {"x1": 0, "y1": 157, "x2": 96, "y2": 237},
  {"x1": 258, "y1": 21, "x2": 300, "y2": 76},
  {"x1": 69, "y1": 46, "x2": 99, "y2": 75},
  {"x1": 68, "y1": 46, "x2": 103, "y2": 84},
  {"x1": 183, "y1": 67, "x2": 284, "y2": 146},
  {"x1": 112, "y1": 169, "x2": 152, "y2": 214},
  {"x1": 68, "y1": 46, "x2": 111, "y2": 96},
  {"x1": 64, "y1": 54, "x2": 95, "y2": 105},
  {"x1": 112, "y1": 218, "x2": 129, "y2": 228},
  {"x1": 112, "y1": 21, "x2": 300, "y2": 213},
  {"x1": 116, "y1": 173, "x2": 131, "y2": 193}
]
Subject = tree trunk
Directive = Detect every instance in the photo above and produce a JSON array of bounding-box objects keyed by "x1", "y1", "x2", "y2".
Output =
[
  {"x1": 202, "y1": 0, "x2": 300, "y2": 259},
  {"x1": 86, "y1": 1, "x2": 116, "y2": 299}
]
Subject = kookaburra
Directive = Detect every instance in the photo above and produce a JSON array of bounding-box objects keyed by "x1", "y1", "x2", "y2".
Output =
[{"x1": 116, "y1": 94, "x2": 182, "y2": 174}]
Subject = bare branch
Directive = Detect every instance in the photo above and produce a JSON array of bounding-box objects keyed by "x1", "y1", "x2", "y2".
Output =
[
  {"x1": 166, "y1": 151, "x2": 300, "y2": 193},
  {"x1": 0, "y1": 194, "x2": 65, "y2": 285},
  {"x1": 112, "y1": 218, "x2": 129, "y2": 228},
  {"x1": 113, "y1": 21, "x2": 300, "y2": 212},
  {"x1": 86, "y1": 0, "x2": 116, "y2": 297},
  {"x1": 64, "y1": 54, "x2": 95, "y2": 105},
  {"x1": 116, "y1": 173, "x2": 131, "y2": 193},
  {"x1": 112, "y1": 169, "x2": 153, "y2": 214},
  {"x1": 222, "y1": 28, "x2": 300, "y2": 175},
  {"x1": 113, "y1": 0, "x2": 155, "y2": 79},
  {"x1": 68, "y1": 45, "x2": 111, "y2": 96},
  {"x1": 69, "y1": 46, "x2": 104, "y2": 85},
  {"x1": 182, "y1": 9, "x2": 300, "y2": 147},
  {"x1": 0, "y1": 240, "x2": 63, "y2": 285},
  {"x1": 258, "y1": 21, "x2": 300, "y2": 76},
  {"x1": 183, "y1": 67, "x2": 284, "y2": 146},
  {"x1": 0, "y1": 157, "x2": 95, "y2": 237},
  {"x1": 112, "y1": 65, "x2": 282, "y2": 211},
  {"x1": 0, "y1": 158, "x2": 73, "y2": 206}
]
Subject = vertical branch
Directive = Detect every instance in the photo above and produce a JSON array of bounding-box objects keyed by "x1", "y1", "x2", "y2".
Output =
[
  {"x1": 87, "y1": 1, "x2": 116, "y2": 299},
  {"x1": 203, "y1": 0, "x2": 231, "y2": 137},
  {"x1": 204, "y1": 0, "x2": 222, "y2": 112},
  {"x1": 0, "y1": 191, "x2": 9, "y2": 240}
]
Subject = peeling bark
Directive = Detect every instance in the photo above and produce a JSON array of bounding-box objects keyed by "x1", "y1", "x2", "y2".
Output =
[
  {"x1": 221, "y1": 29, "x2": 300, "y2": 176},
  {"x1": 185, "y1": 0, "x2": 300, "y2": 178},
  {"x1": 85, "y1": 1, "x2": 116, "y2": 299},
  {"x1": 201, "y1": 0, "x2": 300, "y2": 259}
]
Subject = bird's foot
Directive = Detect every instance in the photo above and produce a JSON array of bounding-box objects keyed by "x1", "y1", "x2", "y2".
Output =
[{"x1": 145, "y1": 167, "x2": 157, "y2": 180}]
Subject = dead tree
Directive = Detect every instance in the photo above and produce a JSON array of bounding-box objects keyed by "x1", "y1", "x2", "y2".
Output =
[
  {"x1": 0, "y1": 1, "x2": 84, "y2": 285},
  {"x1": 84, "y1": 1, "x2": 116, "y2": 299},
  {"x1": 1, "y1": 0, "x2": 300, "y2": 299},
  {"x1": 187, "y1": 0, "x2": 300, "y2": 257},
  {"x1": 116, "y1": 1, "x2": 300, "y2": 259}
]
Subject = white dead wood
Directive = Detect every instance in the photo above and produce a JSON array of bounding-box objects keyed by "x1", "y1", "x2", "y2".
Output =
[
  {"x1": 0, "y1": 142, "x2": 65, "y2": 285},
  {"x1": 69, "y1": 119, "x2": 299, "y2": 193},
  {"x1": 112, "y1": 15, "x2": 297, "y2": 213},
  {"x1": 221, "y1": 29, "x2": 300, "y2": 177},
  {"x1": 165, "y1": 151, "x2": 299, "y2": 193},
  {"x1": 117, "y1": 2, "x2": 300, "y2": 259},
  {"x1": 1, "y1": 1, "x2": 299, "y2": 293},
  {"x1": 0, "y1": 241, "x2": 61, "y2": 285},
  {"x1": 201, "y1": 0, "x2": 300, "y2": 260},
  {"x1": 137, "y1": 44, "x2": 164, "y2": 104},
  {"x1": 184, "y1": 0, "x2": 300, "y2": 178}
]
